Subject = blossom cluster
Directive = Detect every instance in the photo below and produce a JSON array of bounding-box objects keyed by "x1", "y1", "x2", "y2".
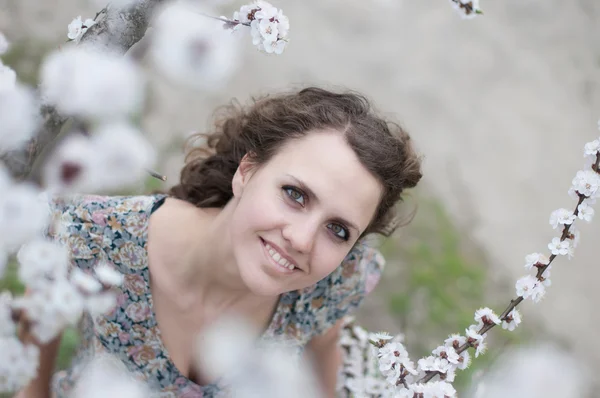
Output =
[
  {"x1": 0, "y1": 34, "x2": 39, "y2": 153},
  {"x1": 0, "y1": 222, "x2": 125, "y2": 392},
  {"x1": 346, "y1": 131, "x2": 600, "y2": 397},
  {"x1": 228, "y1": 0, "x2": 290, "y2": 54}
]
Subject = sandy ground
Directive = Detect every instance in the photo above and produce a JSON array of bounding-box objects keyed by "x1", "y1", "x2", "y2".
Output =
[{"x1": 2, "y1": 0, "x2": 600, "y2": 392}]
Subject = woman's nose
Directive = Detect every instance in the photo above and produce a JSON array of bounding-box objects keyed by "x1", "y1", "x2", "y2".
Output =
[{"x1": 282, "y1": 220, "x2": 319, "y2": 254}]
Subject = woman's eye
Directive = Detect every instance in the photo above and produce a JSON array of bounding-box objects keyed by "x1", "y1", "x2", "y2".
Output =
[
  {"x1": 328, "y1": 223, "x2": 349, "y2": 241},
  {"x1": 284, "y1": 186, "x2": 306, "y2": 206}
]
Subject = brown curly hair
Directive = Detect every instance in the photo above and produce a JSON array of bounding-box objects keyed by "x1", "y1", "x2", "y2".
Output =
[{"x1": 169, "y1": 87, "x2": 423, "y2": 237}]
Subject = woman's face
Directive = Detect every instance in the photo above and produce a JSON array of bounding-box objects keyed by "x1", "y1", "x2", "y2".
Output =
[{"x1": 228, "y1": 130, "x2": 383, "y2": 297}]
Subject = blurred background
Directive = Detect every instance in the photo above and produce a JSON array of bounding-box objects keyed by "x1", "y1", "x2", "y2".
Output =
[{"x1": 1, "y1": 0, "x2": 599, "y2": 396}]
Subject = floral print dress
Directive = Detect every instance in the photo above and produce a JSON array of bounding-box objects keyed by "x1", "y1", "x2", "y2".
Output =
[{"x1": 47, "y1": 193, "x2": 385, "y2": 398}]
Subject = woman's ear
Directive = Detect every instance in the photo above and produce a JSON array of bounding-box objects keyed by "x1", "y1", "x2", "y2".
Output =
[{"x1": 232, "y1": 153, "x2": 256, "y2": 197}]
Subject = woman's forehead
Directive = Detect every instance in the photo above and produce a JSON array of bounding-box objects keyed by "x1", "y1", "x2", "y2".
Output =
[{"x1": 268, "y1": 132, "x2": 383, "y2": 227}]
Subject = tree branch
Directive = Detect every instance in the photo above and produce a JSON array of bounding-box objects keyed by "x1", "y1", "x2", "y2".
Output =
[{"x1": 1, "y1": 0, "x2": 166, "y2": 183}]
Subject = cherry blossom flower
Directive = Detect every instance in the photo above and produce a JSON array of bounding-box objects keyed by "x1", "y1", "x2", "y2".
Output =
[
  {"x1": 432, "y1": 345, "x2": 461, "y2": 365},
  {"x1": 0, "y1": 83, "x2": 40, "y2": 152},
  {"x1": 0, "y1": 62, "x2": 16, "y2": 91},
  {"x1": 524, "y1": 252, "x2": 549, "y2": 270},
  {"x1": 473, "y1": 307, "x2": 501, "y2": 327},
  {"x1": 150, "y1": 2, "x2": 239, "y2": 91},
  {"x1": 0, "y1": 184, "x2": 50, "y2": 251},
  {"x1": 516, "y1": 275, "x2": 546, "y2": 303},
  {"x1": 70, "y1": 268, "x2": 103, "y2": 294},
  {"x1": 502, "y1": 308, "x2": 522, "y2": 331},
  {"x1": 548, "y1": 237, "x2": 574, "y2": 258},
  {"x1": 67, "y1": 16, "x2": 96, "y2": 42},
  {"x1": 549, "y1": 208, "x2": 576, "y2": 229},
  {"x1": 577, "y1": 202, "x2": 594, "y2": 222},
  {"x1": 0, "y1": 32, "x2": 9, "y2": 55},
  {"x1": 95, "y1": 264, "x2": 124, "y2": 286},
  {"x1": 229, "y1": 1, "x2": 289, "y2": 55},
  {"x1": 584, "y1": 138, "x2": 600, "y2": 159},
  {"x1": 40, "y1": 47, "x2": 145, "y2": 119},
  {"x1": 571, "y1": 169, "x2": 600, "y2": 198},
  {"x1": 17, "y1": 239, "x2": 70, "y2": 287},
  {"x1": 0, "y1": 337, "x2": 39, "y2": 393}
]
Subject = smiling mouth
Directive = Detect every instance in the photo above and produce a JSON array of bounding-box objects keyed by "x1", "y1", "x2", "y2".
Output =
[{"x1": 260, "y1": 238, "x2": 301, "y2": 273}]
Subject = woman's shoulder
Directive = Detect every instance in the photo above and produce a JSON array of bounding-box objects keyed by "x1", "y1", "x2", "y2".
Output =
[
  {"x1": 47, "y1": 192, "x2": 164, "y2": 218},
  {"x1": 45, "y1": 192, "x2": 166, "y2": 250}
]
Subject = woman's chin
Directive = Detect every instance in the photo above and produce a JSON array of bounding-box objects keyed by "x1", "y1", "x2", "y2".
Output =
[{"x1": 240, "y1": 264, "x2": 293, "y2": 297}]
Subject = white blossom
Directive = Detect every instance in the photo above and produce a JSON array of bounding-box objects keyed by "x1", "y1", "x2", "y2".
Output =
[
  {"x1": 67, "y1": 16, "x2": 95, "y2": 42},
  {"x1": 85, "y1": 292, "x2": 118, "y2": 317},
  {"x1": 571, "y1": 169, "x2": 600, "y2": 198},
  {"x1": 0, "y1": 185, "x2": 50, "y2": 251},
  {"x1": 0, "y1": 337, "x2": 40, "y2": 393},
  {"x1": 0, "y1": 83, "x2": 39, "y2": 152},
  {"x1": 378, "y1": 341, "x2": 408, "y2": 360},
  {"x1": 230, "y1": 1, "x2": 289, "y2": 55},
  {"x1": 448, "y1": 0, "x2": 481, "y2": 19},
  {"x1": 88, "y1": 122, "x2": 156, "y2": 192},
  {"x1": 524, "y1": 252, "x2": 549, "y2": 270},
  {"x1": 13, "y1": 278, "x2": 85, "y2": 343},
  {"x1": 0, "y1": 32, "x2": 10, "y2": 55},
  {"x1": 352, "y1": 324, "x2": 369, "y2": 345},
  {"x1": 70, "y1": 268, "x2": 103, "y2": 294},
  {"x1": 548, "y1": 237, "x2": 574, "y2": 258},
  {"x1": 417, "y1": 355, "x2": 453, "y2": 375},
  {"x1": 465, "y1": 326, "x2": 485, "y2": 347},
  {"x1": 502, "y1": 308, "x2": 522, "y2": 332},
  {"x1": 515, "y1": 275, "x2": 546, "y2": 303},
  {"x1": 584, "y1": 138, "x2": 600, "y2": 159},
  {"x1": 197, "y1": 316, "x2": 321, "y2": 398},
  {"x1": 95, "y1": 263, "x2": 124, "y2": 286},
  {"x1": 17, "y1": 239, "x2": 69, "y2": 287},
  {"x1": 457, "y1": 349, "x2": 471, "y2": 370},
  {"x1": 475, "y1": 341, "x2": 487, "y2": 358},
  {"x1": 566, "y1": 226, "x2": 581, "y2": 248},
  {"x1": 0, "y1": 62, "x2": 16, "y2": 91},
  {"x1": 45, "y1": 123, "x2": 156, "y2": 194},
  {"x1": 71, "y1": 355, "x2": 149, "y2": 398},
  {"x1": 40, "y1": 47, "x2": 145, "y2": 119},
  {"x1": 67, "y1": 16, "x2": 84, "y2": 41},
  {"x1": 577, "y1": 202, "x2": 594, "y2": 222},
  {"x1": 41, "y1": 133, "x2": 96, "y2": 194},
  {"x1": 540, "y1": 266, "x2": 552, "y2": 287},
  {"x1": 369, "y1": 331, "x2": 393, "y2": 343},
  {"x1": 474, "y1": 307, "x2": 501, "y2": 327},
  {"x1": 150, "y1": 2, "x2": 239, "y2": 91},
  {"x1": 549, "y1": 208, "x2": 576, "y2": 229},
  {"x1": 432, "y1": 345, "x2": 460, "y2": 365},
  {"x1": 444, "y1": 334, "x2": 466, "y2": 349}
]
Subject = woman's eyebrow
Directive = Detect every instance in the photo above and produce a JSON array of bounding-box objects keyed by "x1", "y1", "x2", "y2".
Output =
[{"x1": 285, "y1": 174, "x2": 360, "y2": 233}]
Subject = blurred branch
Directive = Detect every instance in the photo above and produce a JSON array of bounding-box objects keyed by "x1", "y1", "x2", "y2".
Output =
[{"x1": 1, "y1": 0, "x2": 166, "y2": 183}]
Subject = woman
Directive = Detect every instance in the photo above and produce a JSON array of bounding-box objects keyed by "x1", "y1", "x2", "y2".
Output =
[{"x1": 19, "y1": 87, "x2": 422, "y2": 397}]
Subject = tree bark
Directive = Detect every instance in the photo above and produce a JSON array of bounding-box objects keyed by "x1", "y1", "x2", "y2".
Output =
[{"x1": 1, "y1": 0, "x2": 165, "y2": 183}]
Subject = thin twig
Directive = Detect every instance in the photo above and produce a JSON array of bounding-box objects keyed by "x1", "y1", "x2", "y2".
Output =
[
  {"x1": 146, "y1": 168, "x2": 167, "y2": 181},
  {"x1": 414, "y1": 151, "x2": 600, "y2": 385}
]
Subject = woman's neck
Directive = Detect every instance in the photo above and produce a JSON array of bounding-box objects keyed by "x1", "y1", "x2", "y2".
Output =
[{"x1": 149, "y1": 197, "x2": 276, "y2": 314}]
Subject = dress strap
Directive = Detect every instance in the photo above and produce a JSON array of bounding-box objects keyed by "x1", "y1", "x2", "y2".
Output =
[{"x1": 150, "y1": 195, "x2": 168, "y2": 214}]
